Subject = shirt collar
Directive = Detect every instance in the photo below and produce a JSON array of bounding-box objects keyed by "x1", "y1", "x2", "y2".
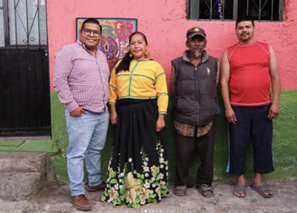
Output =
[
  {"x1": 76, "y1": 39, "x2": 100, "y2": 52},
  {"x1": 182, "y1": 50, "x2": 209, "y2": 63}
]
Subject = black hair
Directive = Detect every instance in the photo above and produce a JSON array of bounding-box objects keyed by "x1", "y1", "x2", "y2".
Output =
[
  {"x1": 81, "y1": 18, "x2": 102, "y2": 33},
  {"x1": 115, "y1": 32, "x2": 148, "y2": 73},
  {"x1": 236, "y1": 15, "x2": 255, "y2": 28}
]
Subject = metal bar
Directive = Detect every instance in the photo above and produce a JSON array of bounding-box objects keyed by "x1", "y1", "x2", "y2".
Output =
[
  {"x1": 210, "y1": 0, "x2": 212, "y2": 20},
  {"x1": 259, "y1": 0, "x2": 261, "y2": 21},
  {"x1": 222, "y1": 0, "x2": 225, "y2": 20},
  {"x1": 26, "y1": 0, "x2": 29, "y2": 46},
  {"x1": 233, "y1": 0, "x2": 238, "y2": 20},
  {"x1": 246, "y1": 0, "x2": 249, "y2": 16},
  {"x1": 279, "y1": 0, "x2": 283, "y2": 21},
  {"x1": 271, "y1": 0, "x2": 274, "y2": 21},
  {"x1": 38, "y1": 0, "x2": 41, "y2": 46},
  {"x1": 197, "y1": 0, "x2": 200, "y2": 20},
  {"x1": 44, "y1": 0, "x2": 48, "y2": 44},
  {"x1": 3, "y1": 0, "x2": 9, "y2": 46},
  {"x1": 14, "y1": 0, "x2": 18, "y2": 46}
]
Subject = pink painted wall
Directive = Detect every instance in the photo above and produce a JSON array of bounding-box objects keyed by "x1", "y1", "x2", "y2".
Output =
[{"x1": 47, "y1": 0, "x2": 297, "y2": 91}]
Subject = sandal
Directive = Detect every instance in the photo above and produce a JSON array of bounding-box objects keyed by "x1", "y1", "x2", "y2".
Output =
[
  {"x1": 198, "y1": 184, "x2": 214, "y2": 198},
  {"x1": 174, "y1": 185, "x2": 187, "y2": 196},
  {"x1": 233, "y1": 185, "x2": 246, "y2": 198},
  {"x1": 251, "y1": 183, "x2": 273, "y2": 198}
]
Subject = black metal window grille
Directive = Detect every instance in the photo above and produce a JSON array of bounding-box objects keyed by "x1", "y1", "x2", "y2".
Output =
[
  {"x1": 0, "y1": 0, "x2": 47, "y2": 47},
  {"x1": 187, "y1": 0, "x2": 284, "y2": 21},
  {"x1": 0, "y1": 0, "x2": 51, "y2": 137}
]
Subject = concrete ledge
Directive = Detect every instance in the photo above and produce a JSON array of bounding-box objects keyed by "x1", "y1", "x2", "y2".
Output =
[
  {"x1": 0, "y1": 152, "x2": 46, "y2": 172},
  {"x1": 0, "y1": 172, "x2": 45, "y2": 201}
]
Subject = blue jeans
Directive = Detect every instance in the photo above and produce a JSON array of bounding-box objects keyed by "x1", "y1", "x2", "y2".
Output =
[{"x1": 65, "y1": 110, "x2": 109, "y2": 196}]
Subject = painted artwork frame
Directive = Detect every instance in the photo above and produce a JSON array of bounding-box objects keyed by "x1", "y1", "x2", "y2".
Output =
[{"x1": 76, "y1": 18, "x2": 138, "y2": 70}]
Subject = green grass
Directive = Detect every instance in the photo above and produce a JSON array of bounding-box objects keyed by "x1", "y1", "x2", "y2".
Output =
[{"x1": 49, "y1": 91, "x2": 297, "y2": 183}]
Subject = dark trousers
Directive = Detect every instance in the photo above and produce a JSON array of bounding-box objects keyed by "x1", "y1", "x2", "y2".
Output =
[
  {"x1": 227, "y1": 105, "x2": 274, "y2": 175},
  {"x1": 175, "y1": 123, "x2": 215, "y2": 186}
]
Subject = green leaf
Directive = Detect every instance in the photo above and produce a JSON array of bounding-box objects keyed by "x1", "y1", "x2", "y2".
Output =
[
  {"x1": 161, "y1": 185, "x2": 168, "y2": 190},
  {"x1": 109, "y1": 171, "x2": 117, "y2": 178},
  {"x1": 162, "y1": 189, "x2": 169, "y2": 195},
  {"x1": 101, "y1": 195, "x2": 106, "y2": 200},
  {"x1": 132, "y1": 203, "x2": 140, "y2": 208},
  {"x1": 120, "y1": 186, "x2": 125, "y2": 195},
  {"x1": 120, "y1": 195, "x2": 125, "y2": 201},
  {"x1": 150, "y1": 194, "x2": 157, "y2": 198},
  {"x1": 110, "y1": 179, "x2": 118, "y2": 184}
]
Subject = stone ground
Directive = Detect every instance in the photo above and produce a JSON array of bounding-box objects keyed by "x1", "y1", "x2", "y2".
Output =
[{"x1": 0, "y1": 180, "x2": 296, "y2": 213}]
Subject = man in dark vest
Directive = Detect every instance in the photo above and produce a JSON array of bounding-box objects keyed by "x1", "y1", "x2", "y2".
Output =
[{"x1": 171, "y1": 27, "x2": 220, "y2": 198}]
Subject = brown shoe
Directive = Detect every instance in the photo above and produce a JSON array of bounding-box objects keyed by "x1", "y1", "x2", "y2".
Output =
[
  {"x1": 85, "y1": 181, "x2": 106, "y2": 192},
  {"x1": 70, "y1": 195, "x2": 92, "y2": 211}
]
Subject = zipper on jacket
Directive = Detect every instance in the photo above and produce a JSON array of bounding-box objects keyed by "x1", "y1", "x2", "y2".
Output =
[{"x1": 194, "y1": 66, "x2": 199, "y2": 124}]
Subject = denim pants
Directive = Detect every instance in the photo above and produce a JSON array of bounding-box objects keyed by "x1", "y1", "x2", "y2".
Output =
[{"x1": 65, "y1": 110, "x2": 109, "y2": 196}]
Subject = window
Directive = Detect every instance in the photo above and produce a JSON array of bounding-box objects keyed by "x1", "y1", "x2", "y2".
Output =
[
  {"x1": 187, "y1": 0, "x2": 284, "y2": 21},
  {"x1": 0, "y1": 0, "x2": 47, "y2": 47}
]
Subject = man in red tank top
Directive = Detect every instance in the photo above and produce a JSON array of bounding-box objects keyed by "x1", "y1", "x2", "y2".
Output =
[{"x1": 221, "y1": 16, "x2": 281, "y2": 199}]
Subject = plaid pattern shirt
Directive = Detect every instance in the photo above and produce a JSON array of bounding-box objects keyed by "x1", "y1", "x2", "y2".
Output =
[
  {"x1": 171, "y1": 50, "x2": 219, "y2": 137},
  {"x1": 53, "y1": 40, "x2": 110, "y2": 113}
]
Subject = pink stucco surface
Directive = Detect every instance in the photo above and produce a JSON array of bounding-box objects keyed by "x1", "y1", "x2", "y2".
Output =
[{"x1": 47, "y1": 0, "x2": 297, "y2": 91}]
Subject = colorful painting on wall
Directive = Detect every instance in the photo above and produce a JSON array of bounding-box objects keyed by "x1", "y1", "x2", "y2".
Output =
[{"x1": 76, "y1": 18, "x2": 137, "y2": 71}]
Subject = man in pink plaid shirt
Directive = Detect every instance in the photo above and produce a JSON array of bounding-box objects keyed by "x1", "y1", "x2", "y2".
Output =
[{"x1": 53, "y1": 18, "x2": 109, "y2": 211}]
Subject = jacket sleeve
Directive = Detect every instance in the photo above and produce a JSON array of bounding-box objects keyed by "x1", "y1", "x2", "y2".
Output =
[
  {"x1": 155, "y1": 63, "x2": 168, "y2": 114},
  {"x1": 108, "y1": 67, "x2": 118, "y2": 105}
]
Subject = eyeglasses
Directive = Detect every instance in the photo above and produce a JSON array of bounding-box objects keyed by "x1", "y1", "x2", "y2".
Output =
[{"x1": 82, "y1": 28, "x2": 101, "y2": 37}]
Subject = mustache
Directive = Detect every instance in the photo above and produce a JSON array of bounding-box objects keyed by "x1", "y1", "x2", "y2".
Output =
[{"x1": 190, "y1": 46, "x2": 203, "y2": 51}]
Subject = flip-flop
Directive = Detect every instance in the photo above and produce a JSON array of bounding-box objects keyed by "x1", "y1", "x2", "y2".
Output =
[
  {"x1": 251, "y1": 184, "x2": 273, "y2": 198},
  {"x1": 174, "y1": 185, "x2": 187, "y2": 196},
  {"x1": 198, "y1": 184, "x2": 214, "y2": 198},
  {"x1": 233, "y1": 185, "x2": 246, "y2": 198}
]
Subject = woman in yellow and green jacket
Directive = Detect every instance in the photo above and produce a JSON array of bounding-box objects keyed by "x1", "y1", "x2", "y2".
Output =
[{"x1": 101, "y1": 32, "x2": 169, "y2": 208}]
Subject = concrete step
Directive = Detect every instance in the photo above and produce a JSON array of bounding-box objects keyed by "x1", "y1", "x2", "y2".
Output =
[
  {"x1": 0, "y1": 152, "x2": 46, "y2": 172},
  {"x1": 0, "y1": 153, "x2": 46, "y2": 201}
]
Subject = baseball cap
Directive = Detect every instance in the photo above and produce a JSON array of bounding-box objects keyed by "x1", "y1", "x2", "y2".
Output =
[{"x1": 186, "y1": 27, "x2": 207, "y2": 40}]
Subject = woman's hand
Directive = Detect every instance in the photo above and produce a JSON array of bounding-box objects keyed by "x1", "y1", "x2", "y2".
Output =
[
  {"x1": 110, "y1": 105, "x2": 118, "y2": 124},
  {"x1": 155, "y1": 114, "x2": 165, "y2": 132}
]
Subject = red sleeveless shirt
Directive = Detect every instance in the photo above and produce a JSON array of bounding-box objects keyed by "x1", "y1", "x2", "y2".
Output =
[{"x1": 226, "y1": 41, "x2": 272, "y2": 107}]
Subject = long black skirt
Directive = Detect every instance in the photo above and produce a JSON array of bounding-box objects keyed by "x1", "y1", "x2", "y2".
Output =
[{"x1": 101, "y1": 99, "x2": 169, "y2": 208}]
